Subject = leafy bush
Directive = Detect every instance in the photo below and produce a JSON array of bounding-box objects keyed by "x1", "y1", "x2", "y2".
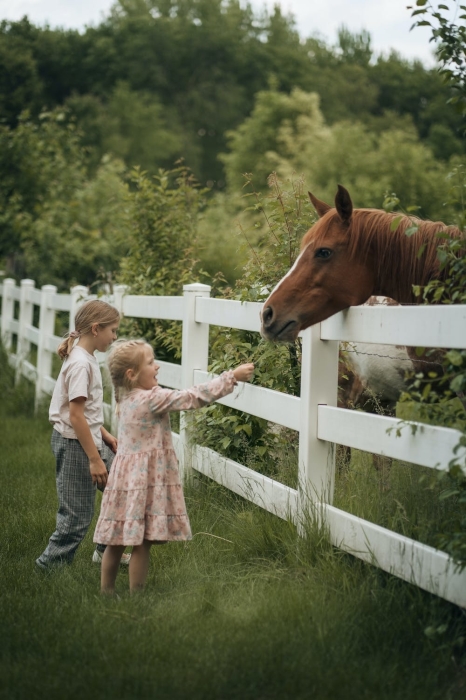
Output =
[
  {"x1": 405, "y1": 210, "x2": 466, "y2": 568},
  {"x1": 192, "y1": 173, "x2": 314, "y2": 478},
  {"x1": 117, "y1": 164, "x2": 206, "y2": 362}
]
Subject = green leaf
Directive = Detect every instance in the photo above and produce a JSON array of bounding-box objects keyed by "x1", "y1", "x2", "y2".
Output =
[
  {"x1": 390, "y1": 215, "x2": 403, "y2": 231},
  {"x1": 446, "y1": 350, "x2": 463, "y2": 367},
  {"x1": 439, "y1": 488, "x2": 460, "y2": 500},
  {"x1": 235, "y1": 423, "x2": 252, "y2": 436},
  {"x1": 450, "y1": 376, "x2": 464, "y2": 393}
]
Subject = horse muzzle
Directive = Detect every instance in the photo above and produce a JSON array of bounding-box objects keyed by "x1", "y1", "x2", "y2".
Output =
[{"x1": 260, "y1": 305, "x2": 299, "y2": 342}]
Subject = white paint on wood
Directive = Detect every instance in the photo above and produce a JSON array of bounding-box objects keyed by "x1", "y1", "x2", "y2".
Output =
[
  {"x1": 158, "y1": 361, "x2": 182, "y2": 389},
  {"x1": 324, "y1": 504, "x2": 466, "y2": 609},
  {"x1": 298, "y1": 327, "x2": 339, "y2": 506},
  {"x1": 195, "y1": 297, "x2": 262, "y2": 333},
  {"x1": 123, "y1": 294, "x2": 184, "y2": 320},
  {"x1": 25, "y1": 324, "x2": 40, "y2": 345},
  {"x1": 318, "y1": 405, "x2": 466, "y2": 471},
  {"x1": 322, "y1": 304, "x2": 466, "y2": 349},
  {"x1": 49, "y1": 293, "x2": 71, "y2": 312}
]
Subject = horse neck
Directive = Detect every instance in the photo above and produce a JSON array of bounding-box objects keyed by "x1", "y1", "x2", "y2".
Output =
[{"x1": 354, "y1": 212, "x2": 458, "y2": 304}]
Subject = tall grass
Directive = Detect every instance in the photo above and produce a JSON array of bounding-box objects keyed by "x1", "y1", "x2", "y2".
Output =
[{"x1": 1, "y1": 361, "x2": 466, "y2": 698}]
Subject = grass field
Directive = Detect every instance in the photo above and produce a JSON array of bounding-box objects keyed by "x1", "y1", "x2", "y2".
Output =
[{"x1": 1, "y1": 377, "x2": 466, "y2": 700}]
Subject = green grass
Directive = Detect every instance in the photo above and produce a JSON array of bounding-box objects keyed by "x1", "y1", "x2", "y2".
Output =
[{"x1": 1, "y1": 378, "x2": 466, "y2": 699}]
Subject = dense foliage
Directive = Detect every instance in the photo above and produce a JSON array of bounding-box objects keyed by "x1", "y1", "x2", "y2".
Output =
[
  {"x1": 117, "y1": 164, "x2": 206, "y2": 361},
  {"x1": 192, "y1": 174, "x2": 310, "y2": 475},
  {"x1": 2, "y1": 0, "x2": 466, "y2": 283},
  {"x1": 401, "y1": 1, "x2": 466, "y2": 570},
  {"x1": 0, "y1": 110, "x2": 130, "y2": 287}
]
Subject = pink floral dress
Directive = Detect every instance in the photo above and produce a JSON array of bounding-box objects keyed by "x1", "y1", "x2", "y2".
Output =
[{"x1": 94, "y1": 371, "x2": 237, "y2": 546}]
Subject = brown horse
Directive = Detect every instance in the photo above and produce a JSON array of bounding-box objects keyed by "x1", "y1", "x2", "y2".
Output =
[{"x1": 260, "y1": 185, "x2": 462, "y2": 342}]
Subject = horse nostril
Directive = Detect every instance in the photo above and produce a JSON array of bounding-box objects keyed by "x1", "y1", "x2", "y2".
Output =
[{"x1": 262, "y1": 306, "x2": 274, "y2": 327}]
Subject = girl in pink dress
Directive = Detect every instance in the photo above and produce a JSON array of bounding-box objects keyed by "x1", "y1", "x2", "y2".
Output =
[{"x1": 94, "y1": 339, "x2": 254, "y2": 594}]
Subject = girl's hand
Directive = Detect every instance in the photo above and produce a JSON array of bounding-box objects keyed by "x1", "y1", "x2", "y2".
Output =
[
  {"x1": 233, "y1": 363, "x2": 255, "y2": 383},
  {"x1": 102, "y1": 429, "x2": 118, "y2": 453},
  {"x1": 90, "y1": 456, "x2": 108, "y2": 487}
]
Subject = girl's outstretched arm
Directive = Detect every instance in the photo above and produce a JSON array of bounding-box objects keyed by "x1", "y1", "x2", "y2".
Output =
[{"x1": 149, "y1": 364, "x2": 254, "y2": 415}]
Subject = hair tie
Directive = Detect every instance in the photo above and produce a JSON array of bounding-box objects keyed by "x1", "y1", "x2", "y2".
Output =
[{"x1": 69, "y1": 330, "x2": 80, "y2": 339}]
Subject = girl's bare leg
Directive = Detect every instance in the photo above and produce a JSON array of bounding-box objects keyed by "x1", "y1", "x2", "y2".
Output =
[
  {"x1": 101, "y1": 545, "x2": 125, "y2": 594},
  {"x1": 129, "y1": 539, "x2": 154, "y2": 593}
]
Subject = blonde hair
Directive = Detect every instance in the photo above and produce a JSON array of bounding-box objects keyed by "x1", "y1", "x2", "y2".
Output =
[
  {"x1": 58, "y1": 299, "x2": 120, "y2": 360},
  {"x1": 107, "y1": 339, "x2": 152, "y2": 408}
]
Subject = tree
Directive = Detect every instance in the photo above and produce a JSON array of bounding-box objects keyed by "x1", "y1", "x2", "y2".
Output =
[
  {"x1": 409, "y1": 0, "x2": 466, "y2": 120},
  {"x1": 0, "y1": 110, "x2": 130, "y2": 287},
  {"x1": 220, "y1": 86, "x2": 456, "y2": 220},
  {"x1": 65, "y1": 82, "x2": 186, "y2": 174}
]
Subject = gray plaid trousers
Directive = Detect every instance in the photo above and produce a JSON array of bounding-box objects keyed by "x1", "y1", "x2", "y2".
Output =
[{"x1": 36, "y1": 430, "x2": 114, "y2": 569}]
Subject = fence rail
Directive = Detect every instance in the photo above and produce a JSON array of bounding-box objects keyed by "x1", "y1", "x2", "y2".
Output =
[{"x1": 1, "y1": 277, "x2": 466, "y2": 608}]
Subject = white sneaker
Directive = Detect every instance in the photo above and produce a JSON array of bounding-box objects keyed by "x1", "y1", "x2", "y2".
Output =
[{"x1": 92, "y1": 549, "x2": 131, "y2": 566}]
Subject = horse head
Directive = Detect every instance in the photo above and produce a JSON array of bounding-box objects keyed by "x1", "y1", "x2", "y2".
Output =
[{"x1": 260, "y1": 185, "x2": 375, "y2": 342}]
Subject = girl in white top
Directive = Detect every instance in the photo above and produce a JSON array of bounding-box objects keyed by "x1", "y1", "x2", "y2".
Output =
[{"x1": 36, "y1": 299, "x2": 123, "y2": 570}]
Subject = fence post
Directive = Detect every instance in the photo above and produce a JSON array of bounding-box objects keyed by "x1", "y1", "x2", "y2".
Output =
[
  {"x1": 1, "y1": 278, "x2": 16, "y2": 354},
  {"x1": 113, "y1": 284, "x2": 127, "y2": 316},
  {"x1": 69, "y1": 285, "x2": 88, "y2": 332},
  {"x1": 16, "y1": 279, "x2": 35, "y2": 383},
  {"x1": 35, "y1": 284, "x2": 57, "y2": 411},
  {"x1": 297, "y1": 325, "x2": 339, "y2": 528},
  {"x1": 179, "y1": 283, "x2": 211, "y2": 481}
]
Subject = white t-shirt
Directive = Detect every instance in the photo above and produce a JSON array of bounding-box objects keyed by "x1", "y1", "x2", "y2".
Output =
[{"x1": 49, "y1": 345, "x2": 104, "y2": 448}]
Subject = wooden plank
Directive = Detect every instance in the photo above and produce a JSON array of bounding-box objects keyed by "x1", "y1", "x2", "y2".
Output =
[
  {"x1": 324, "y1": 504, "x2": 466, "y2": 608},
  {"x1": 28, "y1": 288, "x2": 43, "y2": 305},
  {"x1": 45, "y1": 334, "x2": 61, "y2": 353},
  {"x1": 21, "y1": 360, "x2": 37, "y2": 382},
  {"x1": 191, "y1": 442, "x2": 298, "y2": 521},
  {"x1": 195, "y1": 297, "x2": 263, "y2": 332},
  {"x1": 171, "y1": 431, "x2": 182, "y2": 461},
  {"x1": 317, "y1": 405, "x2": 465, "y2": 470},
  {"x1": 321, "y1": 304, "x2": 466, "y2": 349},
  {"x1": 103, "y1": 402, "x2": 112, "y2": 426},
  {"x1": 158, "y1": 361, "x2": 182, "y2": 389},
  {"x1": 25, "y1": 324, "x2": 40, "y2": 345},
  {"x1": 123, "y1": 295, "x2": 184, "y2": 321},
  {"x1": 193, "y1": 369, "x2": 300, "y2": 430},
  {"x1": 43, "y1": 375, "x2": 56, "y2": 394},
  {"x1": 49, "y1": 293, "x2": 71, "y2": 312}
]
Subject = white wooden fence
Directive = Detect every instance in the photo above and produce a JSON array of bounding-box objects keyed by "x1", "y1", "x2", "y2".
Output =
[{"x1": 2, "y1": 277, "x2": 466, "y2": 608}]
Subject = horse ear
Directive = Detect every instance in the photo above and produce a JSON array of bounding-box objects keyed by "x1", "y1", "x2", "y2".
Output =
[
  {"x1": 335, "y1": 184, "x2": 353, "y2": 223},
  {"x1": 308, "y1": 191, "x2": 331, "y2": 218}
]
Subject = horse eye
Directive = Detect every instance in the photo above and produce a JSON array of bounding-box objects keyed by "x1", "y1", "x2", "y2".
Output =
[{"x1": 315, "y1": 248, "x2": 332, "y2": 259}]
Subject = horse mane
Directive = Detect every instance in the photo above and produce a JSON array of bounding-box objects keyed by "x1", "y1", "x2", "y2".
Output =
[{"x1": 312, "y1": 208, "x2": 464, "y2": 302}]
